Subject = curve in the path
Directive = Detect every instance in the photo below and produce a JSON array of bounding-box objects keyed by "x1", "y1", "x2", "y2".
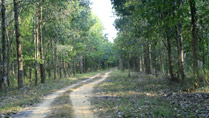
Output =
[
  {"x1": 70, "y1": 71, "x2": 112, "y2": 118},
  {"x1": 12, "y1": 73, "x2": 101, "y2": 118}
]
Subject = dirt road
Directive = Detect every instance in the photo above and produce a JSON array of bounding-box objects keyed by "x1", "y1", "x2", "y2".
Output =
[
  {"x1": 12, "y1": 73, "x2": 101, "y2": 118},
  {"x1": 70, "y1": 71, "x2": 111, "y2": 118}
]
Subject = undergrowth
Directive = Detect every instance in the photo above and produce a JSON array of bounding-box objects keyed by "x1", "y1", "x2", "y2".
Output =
[{"x1": 92, "y1": 70, "x2": 209, "y2": 118}]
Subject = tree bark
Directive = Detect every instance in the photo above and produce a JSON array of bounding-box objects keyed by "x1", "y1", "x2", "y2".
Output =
[
  {"x1": 160, "y1": 48, "x2": 164, "y2": 74},
  {"x1": 59, "y1": 55, "x2": 62, "y2": 78},
  {"x1": 166, "y1": 31, "x2": 175, "y2": 81},
  {"x1": 139, "y1": 56, "x2": 142, "y2": 72},
  {"x1": 175, "y1": 22, "x2": 185, "y2": 82},
  {"x1": 0, "y1": 48, "x2": 2, "y2": 89},
  {"x1": 72, "y1": 58, "x2": 76, "y2": 76},
  {"x1": 144, "y1": 43, "x2": 151, "y2": 74},
  {"x1": 6, "y1": 30, "x2": 12, "y2": 86},
  {"x1": 119, "y1": 58, "x2": 123, "y2": 71},
  {"x1": 34, "y1": 15, "x2": 39, "y2": 86},
  {"x1": 54, "y1": 39, "x2": 57, "y2": 79},
  {"x1": 13, "y1": 0, "x2": 24, "y2": 88},
  {"x1": 128, "y1": 55, "x2": 131, "y2": 77},
  {"x1": 79, "y1": 56, "x2": 83, "y2": 74},
  {"x1": 189, "y1": 0, "x2": 199, "y2": 87},
  {"x1": 1, "y1": 0, "x2": 7, "y2": 89},
  {"x1": 38, "y1": 1, "x2": 46, "y2": 83}
]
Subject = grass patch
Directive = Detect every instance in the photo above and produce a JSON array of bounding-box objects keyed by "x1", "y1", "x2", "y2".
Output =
[
  {"x1": 92, "y1": 70, "x2": 209, "y2": 118},
  {"x1": 47, "y1": 91, "x2": 73, "y2": 118},
  {"x1": 0, "y1": 70, "x2": 107, "y2": 115}
]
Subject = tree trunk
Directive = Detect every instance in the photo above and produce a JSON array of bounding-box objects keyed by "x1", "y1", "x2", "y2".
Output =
[
  {"x1": 166, "y1": 31, "x2": 175, "y2": 81},
  {"x1": 144, "y1": 43, "x2": 151, "y2": 74},
  {"x1": 152, "y1": 46, "x2": 158, "y2": 77},
  {"x1": 79, "y1": 56, "x2": 83, "y2": 74},
  {"x1": 47, "y1": 47, "x2": 51, "y2": 78},
  {"x1": 6, "y1": 30, "x2": 12, "y2": 87},
  {"x1": 13, "y1": 0, "x2": 24, "y2": 88},
  {"x1": 189, "y1": 0, "x2": 199, "y2": 87},
  {"x1": 63, "y1": 62, "x2": 67, "y2": 77},
  {"x1": 59, "y1": 56, "x2": 62, "y2": 78},
  {"x1": 160, "y1": 49, "x2": 164, "y2": 74},
  {"x1": 54, "y1": 39, "x2": 57, "y2": 79},
  {"x1": 38, "y1": 1, "x2": 46, "y2": 83},
  {"x1": 12, "y1": 48, "x2": 15, "y2": 75},
  {"x1": 139, "y1": 56, "x2": 142, "y2": 72},
  {"x1": 29, "y1": 68, "x2": 32, "y2": 82},
  {"x1": 73, "y1": 59, "x2": 76, "y2": 76},
  {"x1": 175, "y1": 22, "x2": 185, "y2": 82},
  {"x1": 0, "y1": 48, "x2": 2, "y2": 89},
  {"x1": 34, "y1": 15, "x2": 39, "y2": 86},
  {"x1": 119, "y1": 58, "x2": 123, "y2": 71},
  {"x1": 128, "y1": 56, "x2": 131, "y2": 77},
  {"x1": 1, "y1": 0, "x2": 7, "y2": 89}
]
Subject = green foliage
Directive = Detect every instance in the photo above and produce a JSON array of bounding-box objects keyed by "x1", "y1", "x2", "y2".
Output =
[
  {"x1": 0, "y1": 0, "x2": 117, "y2": 90},
  {"x1": 112, "y1": 0, "x2": 209, "y2": 84}
]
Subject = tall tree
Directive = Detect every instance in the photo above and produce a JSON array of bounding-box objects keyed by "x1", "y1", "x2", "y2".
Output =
[
  {"x1": 189, "y1": 0, "x2": 200, "y2": 87},
  {"x1": 13, "y1": 0, "x2": 24, "y2": 88},
  {"x1": 1, "y1": 0, "x2": 6, "y2": 89},
  {"x1": 38, "y1": 0, "x2": 46, "y2": 83}
]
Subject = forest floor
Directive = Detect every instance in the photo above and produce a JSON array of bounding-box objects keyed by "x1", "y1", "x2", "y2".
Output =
[
  {"x1": 0, "y1": 70, "x2": 107, "y2": 118},
  {"x1": 92, "y1": 70, "x2": 209, "y2": 118}
]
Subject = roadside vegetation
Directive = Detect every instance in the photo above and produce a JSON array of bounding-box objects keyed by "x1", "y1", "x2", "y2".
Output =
[{"x1": 92, "y1": 70, "x2": 209, "y2": 118}]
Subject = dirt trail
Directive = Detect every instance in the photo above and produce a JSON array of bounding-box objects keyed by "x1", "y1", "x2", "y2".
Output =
[
  {"x1": 70, "y1": 71, "x2": 111, "y2": 118},
  {"x1": 12, "y1": 73, "x2": 101, "y2": 118}
]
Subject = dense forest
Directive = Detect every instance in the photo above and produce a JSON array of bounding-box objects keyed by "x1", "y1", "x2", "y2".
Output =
[
  {"x1": 0, "y1": 0, "x2": 116, "y2": 89},
  {"x1": 112, "y1": 0, "x2": 209, "y2": 87}
]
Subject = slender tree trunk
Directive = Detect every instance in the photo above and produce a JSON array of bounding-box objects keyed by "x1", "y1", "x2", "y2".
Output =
[
  {"x1": 128, "y1": 56, "x2": 131, "y2": 77},
  {"x1": 139, "y1": 56, "x2": 142, "y2": 72},
  {"x1": 63, "y1": 62, "x2": 67, "y2": 77},
  {"x1": 34, "y1": 16, "x2": 39, "y2": 86},
  {"x1": 6, "y1": 30, "x2": 13, "y2": 86},
  {"x1": 72, "y1": 58, "x2": 75, "y2": 76},
  {"x1": 144, "y1": 43, "x2": 151, "y2": 74},
  {"x1": 1, "y1": 0, "x2": 7, "y2": 89},
  {"x1": 152, "y1": 46, "x2": 158, "y2": 77},
  {"x1": 82, "y1": 58, "x2": 85, "y2": 73},
  {"x1": 134, "y1": 57, "x2": 138, "y2": 72},
  {"x1": 12, "y1": 48, "x2": 15, "y2": 75},
  {"x1": 175, "y1": 22, "x2": 185, "y2": 82},
  {"x1": 54, "y1": 39, "x2": 57, "y2": 79},
  {"x1": 29, "y1": 68, "x2": 32, "y2": 82},
  {"x1": 189, "y1": 0, "x2": 199, "y2": 87},
  {"x1": 160, "y1": 49, "x2": 164, "y2": 74},
  {"x1": 38, "y1": 1, "x2": 46, "y2": 83},
  {"x1": 47, "y1": 46, "x2": 51, "y2": 78},
  {"x1": 14, "y1": 0, "x2": 24, "y2": 88},
  {"x1": 142, "y1": 55, "x2": 145, "y2": 72},
  {"x1": 166, "y1": 31, "x2": 175, "y2": 81},
  {"x1": 208, "y1": 40, "x2": 209, "y2": 69},
  {"x1": 119, "y1": 58, "x2": 123, "y2": 71},
  {"x1": 0, "y1": 48, "x2": 2, "y2": 89},
  {"x1": 79, "y1": 56, "x2": 83, "y2": 74},
  {"x1": 59, "y1": 55, "x2": 62, "y2": 78}
]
